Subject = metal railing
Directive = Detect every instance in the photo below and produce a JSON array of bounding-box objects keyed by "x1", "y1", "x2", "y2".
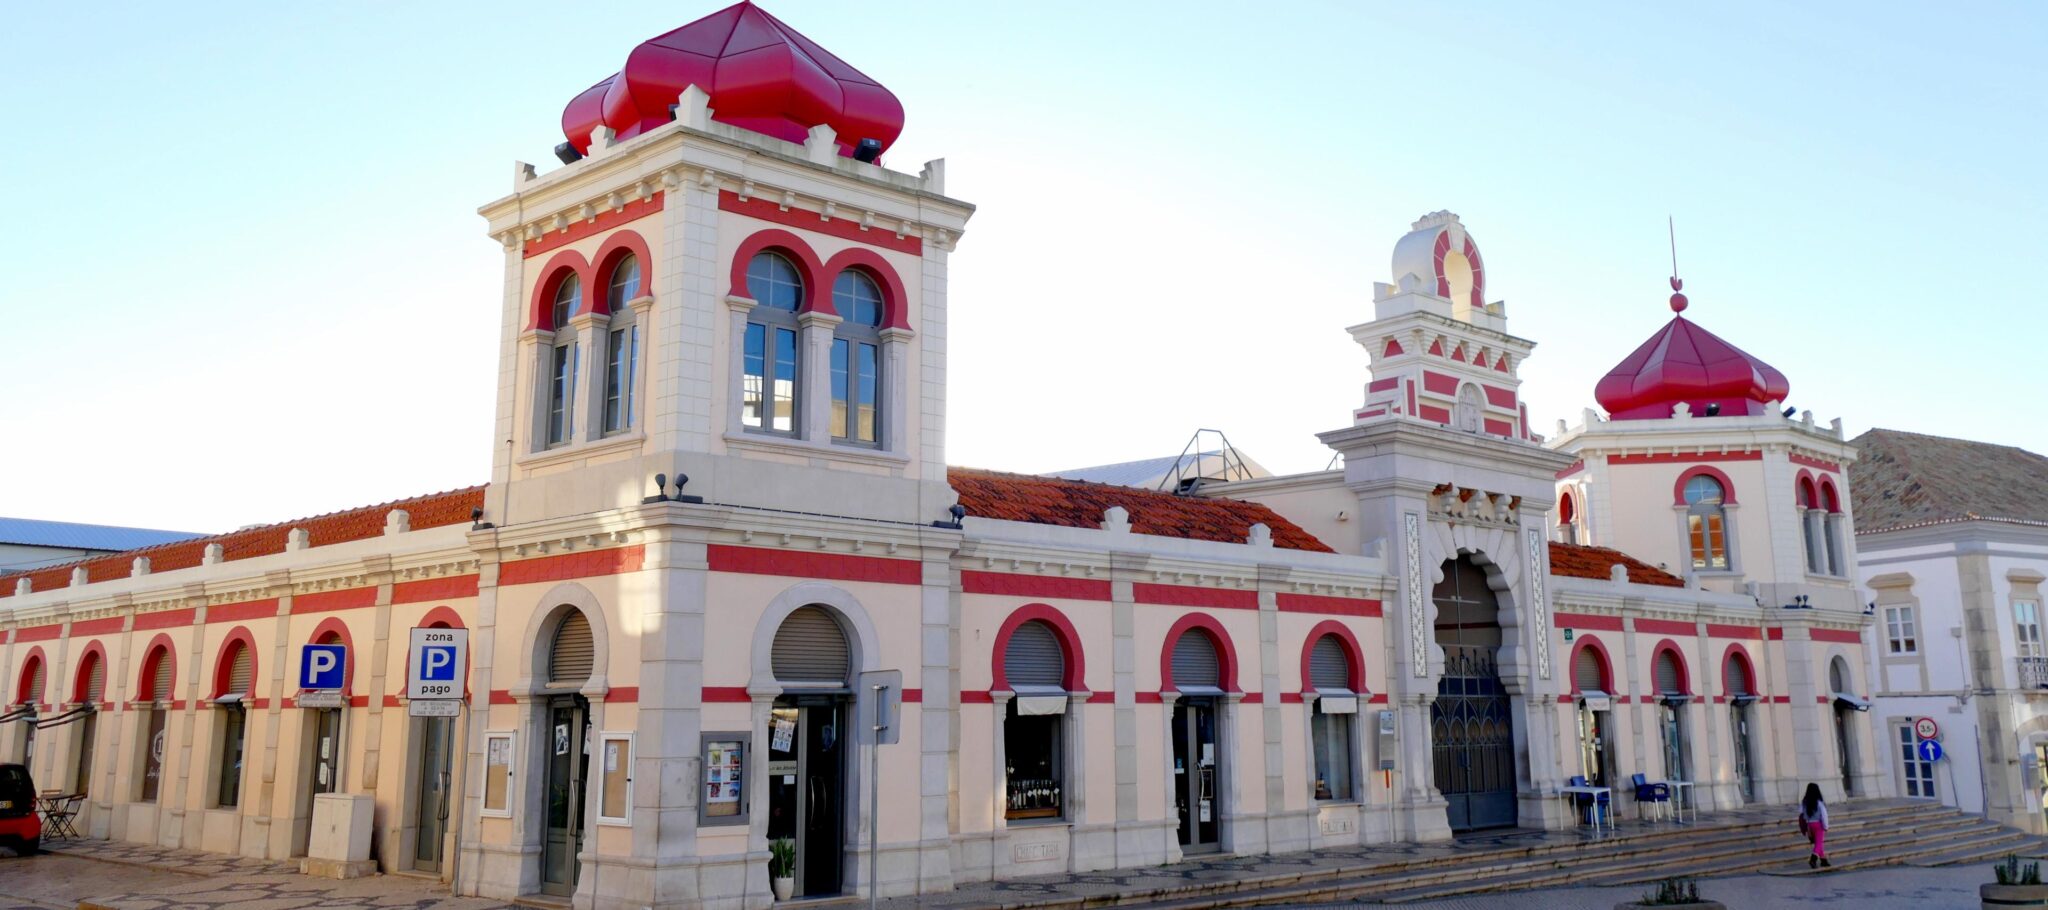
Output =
[{"x1": 2018, "y1": 656, "x2": 2048, "y2": 690}]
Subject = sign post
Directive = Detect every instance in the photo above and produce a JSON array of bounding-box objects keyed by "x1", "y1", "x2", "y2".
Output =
[
  {"x1": 858, "y1": 669, "x2": 901, "y2": 910},
  {"x1": 1915, "y1": 717, "x2": 1940, "y2": 740},
  {"x1": 407, "y1": 628, "x2": 469, "y2": 717}
]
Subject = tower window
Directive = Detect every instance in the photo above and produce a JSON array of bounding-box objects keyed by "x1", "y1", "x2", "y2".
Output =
[
  {"x1": 1683, "y1": 474, "x2": 1729, "y2": 570},
  {"x1": 602, "y1": 255, "x2": 640, "y2": 435},
  {"x1": 830, "y1": 270, "x2": 883, "y2": 445},
  {"x1": 742, "y1": 252, "x2": 802, "y2": 434},
  {"x1": 546, "y1": 273, "x2": 582, "y2": 446}
]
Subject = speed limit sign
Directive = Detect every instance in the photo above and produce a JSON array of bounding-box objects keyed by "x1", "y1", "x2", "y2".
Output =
[{"x1": 1915, "y1": 717, "x2": 1940, "y2": 740}]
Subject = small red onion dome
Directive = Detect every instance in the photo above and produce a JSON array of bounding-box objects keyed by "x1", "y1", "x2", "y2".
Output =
[
  {"x1": 1594, "y1": 290, "x2": 1790, "y2": 420},
  {"x1": 562, "y1": 1, "x2": 905, "y2": 160}
]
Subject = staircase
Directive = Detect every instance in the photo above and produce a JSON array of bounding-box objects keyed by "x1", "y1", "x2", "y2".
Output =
[{"x1": 1107, "y1": 800, "x2": 2046, "y2": 909}]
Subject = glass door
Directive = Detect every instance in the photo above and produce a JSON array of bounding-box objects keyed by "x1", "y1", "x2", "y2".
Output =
[
  {"x1": 540, "y1": 697, "x2": 589, "y2": 894},
  {"x1": 1731, "y1": 704, "x2": 1756, "y2": 803},
  {"x1": 1172, "y1": 699, "x2": 1219, "y2": 851},
  {"x1": 414, "y1": 715, "x2": 452, "y2": 872},
  {"x1": 767, "y1": 698, "x2": 845, "y2": 898}
]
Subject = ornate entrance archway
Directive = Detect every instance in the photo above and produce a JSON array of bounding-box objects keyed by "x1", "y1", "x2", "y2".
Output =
[{"x1": 1431, "y1": 554, "x2": 1517, "y2": 831}]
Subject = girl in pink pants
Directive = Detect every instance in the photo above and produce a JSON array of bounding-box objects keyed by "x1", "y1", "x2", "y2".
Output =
[{"x1": 1799, "y1": 783, "x2": 1831, "y2": 869}]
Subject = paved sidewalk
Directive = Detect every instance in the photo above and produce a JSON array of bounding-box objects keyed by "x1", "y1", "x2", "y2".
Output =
[
  {"x1": 1333, "y1": 862, "x2": 1991, "y2": 908},
  {"x1": 45, "y1": 836, "x2": 300, "y2": 877},
  {"x1": 0, "y1": 844, "x2": 510, "y2": 910}
]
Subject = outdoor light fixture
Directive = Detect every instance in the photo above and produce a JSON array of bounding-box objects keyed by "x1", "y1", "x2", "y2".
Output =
[
  {"x1": 1783, "y1": 406, "x2": 1798, "y2": 418},
  {"x1": 672, "y1": 472, "x2": 704, "y2": 504},
  {"x1": 645, "y1": 472, "x2": 705, "y2": 504},
  {"x1": 470, "y1": 508, "x2": 494, "y2": 531},
  {"x1": 853, "y1": 138, "x2": 882, "y2": 163},
  {"x1": 1703, "y1": 403, "x2": 1720, "y2": 416},
  {"x1": 932, "y1": 503, "x2": 966, "y2": 529},
  {"x1": 644, "y1": 473, "x2": 671, "y2": 504},
  {"x1": 555, "y1": 142, "x2": 584, "y2": 165}
]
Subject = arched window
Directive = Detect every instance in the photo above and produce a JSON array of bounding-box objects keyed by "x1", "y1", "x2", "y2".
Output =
[
  {"x1": 213, "y1": 639, "x2": 253, "y2": 808},
  {"x1": 1797, "y1": 478, "x2": 1822, "y2": 574},
  {"x1": 1653, "y1": 647, "x2": 1690, "y2": 782},
  {"x1": 1683, "y1": 474, "x2": 1730, "y2": 570},
  {"x1": 1828, "y1": 655, "x2": 1852, "y2": 696},
  {"x1": 1558, "y1": 491, "x2": 1579, "y2": 545},
  {"x1": 74, "y1": 651, "x2": 104, "y2": 706},
  {"x1": 1307, "y1": 632, "x2": 1359, "y2": 802},
  {"x1": 1170, "y1": 629, "x2": 1223, "y2": 692},
  {"x1": 1574, "y1": 643, "x2": 1610, "y2": 695},
  {"x1": 546, "y1": 273, "x2": 583, "y2": 446},
  {"x1": 1819, "y1": 480, "x2": 1844, "y2": 576},
  {"x1": 742, "y1": 252, "x2": 803, "y2": 434},
  {"x1": 16, "y1": 655, "x2": 43, "y2": 707},
  {"x1": 602, "y1": 254, "x2": 641, "y2": 435},
  {"x1": 548, "y1": 610, "x2": 596, "y2": 689},
  {"x1": 1001, "y1": 618, "x2": 1070, "y2": 820},
  {"x1": 138, "y1": 643, "x2": 174, "y2": 802},
  {"x1": 771, "y1": 605, "x2": 850, "y2": 686},
  {"x1": 830, "y1": 270, "x2": 883, "y2": 445},
  {"x1": 73, "y1": 651, "x2": 105, "y2": 796}
]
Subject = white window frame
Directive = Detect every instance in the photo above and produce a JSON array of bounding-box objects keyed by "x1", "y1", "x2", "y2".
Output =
[
  {"x1": 481, "y1": 730, "x2": 515, "y2": 818},
  {"x1": 595, "y1": 731, "x2": 634, "y2": 826},
  {"x1": 2018, "y1": 600, "x2": 2045, "y2": 659},
  {"x1": 1884, "y1": 605, "x2": 1918, "y2": 655}
]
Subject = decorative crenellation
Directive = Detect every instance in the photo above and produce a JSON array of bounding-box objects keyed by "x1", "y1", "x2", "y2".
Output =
[
  {"x1": 507, "y1": 530, "x2": 635, "y2": 561},
  {"x1": 1427, "y1": 484, "x2": 1522, "y2": 527}
]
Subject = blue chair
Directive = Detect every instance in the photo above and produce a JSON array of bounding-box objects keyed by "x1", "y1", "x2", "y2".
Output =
[
  {"x1": 1567, "y1": 774, "x2": 1610, "y2": 827},
  {"x1": 1631, "y1": 772, "x2": 1671, "y2": 821}
]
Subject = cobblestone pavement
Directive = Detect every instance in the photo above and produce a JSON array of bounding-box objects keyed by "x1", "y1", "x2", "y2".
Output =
[
  {"x1": 1324, "y1": 863, "x2": 1989, "y2": 908},
  {"x1": 0, "y1": 850, "x2": 512, "y2": 910}
]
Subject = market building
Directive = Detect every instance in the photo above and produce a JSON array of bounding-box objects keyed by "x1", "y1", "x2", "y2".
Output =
[{"x1": 0, "y1": 4, "x2": 1879, "y2": 909}]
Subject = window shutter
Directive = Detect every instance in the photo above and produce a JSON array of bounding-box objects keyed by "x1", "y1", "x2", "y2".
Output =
[
  {"x1": 150, "y1": 650, "x2": 173, "y2": 702},
  {"x1": 1171, "y1": 630, "x2": 1220, "y2": 690},
  {"x1": 1724, "y1": 656, "x2": 1753, "y2": 696},
  {"x1": 25, "y1": 661, "x2": 44, "y2": 705},
  {"x1": 772, "y1": 606, "x2": 849, "y2": 685},
  {"x1": 226, "y1": 646, "x2": 253, "y2": 696},
  {"x1": 1574, "y1": 647, "x2": 1605, "y2": 693},
  {"x1": 1653, "y1": 651, "x2": 1683, "y2": 694},
  {"x1": 1004, "y1": 621, "x2": 1066, "y2": 689},
  {"x1": 1829, "y1": 657, "x2": 1848, "y2": 694},
  {"x1": 85, "y1": 656, "x2": 105, "y2": 704},
  {"x1": 1309, "y1": 635, "x2": 1350, "y2": 691},
  {"x1": 549, "y1": 611, "x2": 595, "y2": 687}
]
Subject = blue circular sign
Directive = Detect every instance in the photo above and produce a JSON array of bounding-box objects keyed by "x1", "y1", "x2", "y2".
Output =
[{"x1": 1918, "y1": 738, "x2": 1944, "y2": 763}]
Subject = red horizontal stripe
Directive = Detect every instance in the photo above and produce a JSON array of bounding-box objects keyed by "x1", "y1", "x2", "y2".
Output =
[
  {"x1": 13, "y1": 624, "x2": 60, "y2": 642},
  {"x1": 1767, "y1": 627, "x2": 1785, "y2": 640},
  {"x1": 70, "y1": 618, "x2": 123, "y2": 636},
  {"x1": 1482, "y1": 384, "x2": 1517, "y2": 408},
  {"x1": 1789, "y1": 454, "x2": 1842, "y2": 473},
  {"x1": 1556, "y1": 460, "x2": 1586, "y2": 480},
  {"x1": 961, "y1": 571, "x2": 1111, "y2": 601},
  {"x1": 902, "y1": 688, "x2": 922, "y2": 703},
  {"x1": 1608, "y1": 450, "x2": 1762, "y2": 465},
  {"x1": 606, "y1": 687, "x2": 638, "y2": 703},
  {"x1": 1087, "y1": 691, "x2": 1114, "y2": 704},
  {"x1": 393, "y1": 574, "x2": 479, "y2": 605},
  {"x1": 1705, "y1": 623, "x2": 1763, "y2": 641},
  {"x1": 1136, "y1": 692, "x2": 1164, "y2": 704},
  {"x1": 210, "y1": 599, "x2": 279, "y2": 623},
  {"x1": 489, "y1": 690, "x2": 515, "y2": 705},
  {"x1": 1811, "y1": 628, "x2": 1864, "y2": 644},
  {"x1": 1554, "y1": 612, "x2": 1623, "y2": 631},
  {"x1": 524, "y1": 193, "x2": 663, "y2": 257},
  {"x1": 709, "y1": 545, "x2": 920, "y2": 586},
  {"x1": 293, "y1": 587, "x2": 377, "y2": 615},
  {"x1": 1133, "y1": 583, "x2": 1257, "y2": 610},
  {"x1": 134, "y1": 608, "x2": 196, "y2": 631},
  {"x1": 718, "y1": 190, "x2": 921, "y2": 256},
  {"x1": 961, "y1": 691, "x2": 993, "y2": 704},
  {"x1": 501, "y1": 545, "x2": 646, "y2": 586},
  {"x1": 1277, "y1": 593, "x2": 1382, "y2": 617},
  {"x1": 1635, "y1": 619, "x2": 1695, "y2": 636},
  {"x1": 703, "y1": 686, "x2": 752, "y2": 703},
  {"x1": 1421, "y1": 371, "x2": 1460, "y2": 395}
]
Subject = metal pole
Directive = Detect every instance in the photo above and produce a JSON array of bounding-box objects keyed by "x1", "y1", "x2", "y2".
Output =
[{"x1": 870, "y1": 684, "x2": 885, "y2": 910}]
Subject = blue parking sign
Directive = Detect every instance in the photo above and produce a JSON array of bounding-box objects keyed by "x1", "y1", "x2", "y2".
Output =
[{"x1": 301, "y1": 644, "x2": 346, "y2": 691}]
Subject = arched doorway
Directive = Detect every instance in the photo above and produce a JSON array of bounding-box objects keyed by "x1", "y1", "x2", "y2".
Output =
[
  {"x1": 538, "y1": 609, "x2": 594, "y2": 895},
  {"x1": 1653, "y1": 647, "x2": 1691, "y2": 784},
  {"x1": 1431, "y1": 554, "x2": 1516, "y2": 831},
  {"x1": 1168, "y1": 626, "x2": 1227, "y2": 852},
  {"x1": 768, "y1": 606, "x2": 853, "y2": 898},
  {"x1": 1725, "y1": 651, "x2": 1759, "y2": 803},
  {"x1": 1829, "y1": 656, "x2": 1858, "y2": 795},
  {"x1": 1572, "y1": 642, "x2": 1614, "y2": 788}
]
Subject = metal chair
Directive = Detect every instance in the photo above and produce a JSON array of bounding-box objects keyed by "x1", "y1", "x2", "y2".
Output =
[
  {"x1": 1631, "y1": 772, "x2": 1671, "y2": 821},
  {"x1": 43, "y1": 794, "x2": 82, "y2": 840}
]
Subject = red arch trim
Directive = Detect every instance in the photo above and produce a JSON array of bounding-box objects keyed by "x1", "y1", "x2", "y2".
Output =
[
  {"x1": 990, "y1": 604, "x2": 1087, "y2": 692},
  {"x1": 1719, "y1": 642, "x2": 1757, "y2": 698},
  {"x1": 1818, "y1": 476, "x2": 1841, "y2": 513},
  {"x1": 1672, "y1": 465, "x2": 1739, "y2": 506},
  {"x1": 1558, "y1": 490, "x2": 1577, "y2": 526},
  {"x1": 589, "y1": 229, "x2": 654, "y2": 317},
  {"x1": 212, "y1": 626, "x2": 259, "y2": 699},
  {"x1": 307, "y1": 617, "x2": 357, "y2": 696},
  {"x1": 138, "y1": 634, "x2": 178, "y2": 702},
  {"x1": 820, "y1": 247, "x2": 911, "y2": 330},
  {"x1": 419, "y1": 606, "x2": 466, "y2": 630},
  {"x1": 529, "y1": 249, "x2": 593, "y2": 331},
  {"x1": 1159, "y1": 613, "x2": 1240, "y2": 694},
  {"x1": 729, "y1": 229, "x2": 828, "y2": 314},
  {"x1": 15, "y1": 647, "x2": 46, "y2": 706},
  {"x1": 70, "y1": 642, "x2": 110, "y2": 705},
  {"x1": 1298, "y1": 620, "x2": 1365, "y2": 694},
  {"x1": 1568, "y1": 635, "x2": 1615, "y2": 694},
  {"x1": 1649, "y1": 639, "x2": 1692, "y2": 696}
]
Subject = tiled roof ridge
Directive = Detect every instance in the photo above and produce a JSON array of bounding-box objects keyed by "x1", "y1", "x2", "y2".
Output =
[
  {"x1": 0, "y1": 484, "x2": 488, "y2": 598},
  {"x1": 947, "y1": 466, "x2": 1334, "y2": 553},
  {"x1": 1849, "y1": 428, "x2": 2048, "y2": 531},
  {"x1": 1547, "y1": 541, "x2": 1685, "y2": 587}
]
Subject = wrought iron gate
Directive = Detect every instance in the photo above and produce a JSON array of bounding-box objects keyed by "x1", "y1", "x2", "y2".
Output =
[{"x1": 1432, "y1": 645, "x2": 1517, "y2": 830}]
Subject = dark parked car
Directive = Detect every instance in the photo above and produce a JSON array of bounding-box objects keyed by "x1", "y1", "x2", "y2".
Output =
[{"x1": 0, "y1": 764, "x2": 40, "y2": 855}]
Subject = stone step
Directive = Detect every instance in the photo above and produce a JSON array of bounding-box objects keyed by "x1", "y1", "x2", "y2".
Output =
[{"x1": 1591, "y1": 819, "x2": 2011, "y2": 886}]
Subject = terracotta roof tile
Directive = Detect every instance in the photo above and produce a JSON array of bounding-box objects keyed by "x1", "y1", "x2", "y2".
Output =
[
  {"x1": 1848, "y1": 428, "x2": 2048, "y2": 533},
  {"x1": 0, "y1": 486, "x2": 486, "y2": 599},
  {"x1": 1548, "y1": 541, "x2": 1684, "y2": 587},
  {"x1": 948, "y1": 468, "x2": 1334, "y2": 553}
]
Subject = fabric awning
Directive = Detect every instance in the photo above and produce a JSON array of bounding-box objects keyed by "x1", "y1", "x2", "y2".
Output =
[
  {"x1": 1314, "y1": 688, "x2": 1358, "y2": 714},
  {"x1": 1172, "y1": 684, "x2": 1225, "y2": 697},
  {"x1": 1658, "y1": 693, "x2": 1693, "y2": 706},
  {"x1": 1832, "y1": 693, "x2": 1870, "y2": 712},
  {"x1": 1577, "y1": 690, "x2": 1612, "y2": 712},
  {"x1": 1731, "y1": 694, "x2": 1761, "y2": 706},
  {"x1": 213, "y1": 693, "x2": 245, "y2": 706},
  {"x1": 32, "y1": 705, "x2": 93, "y2": 729},
  {"x1": 1010, "y1": 684, "x2": 1067, "y2": 716}
]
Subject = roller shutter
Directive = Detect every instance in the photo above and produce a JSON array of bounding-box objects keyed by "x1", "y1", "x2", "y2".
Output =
[
  {"x1": 1574, "y1": 646, "x2": 1605, "y2": 693},
  {"x1": 1004, "y1": 621, "x2": 1065, "y2": 689},
  {"x1": 1725, "y1": 656, "x2": 1753, "y2": 697},
  {"x1": 84, "y1": 656, "x2": 105, "y2": 703},
  {"x1": 22, "y1": 660, "x2": 43, "y2": 705},
  {"x1": 225, "y1": 645, "x2": 253, "y2": 696},
  {"x1": 1171, "y1": 630, "x2": 1220, "y2": 690},
  {"x1": 549, "y1": 611, "x2": 595, "y2": 687},
  {"x1": 149, "y1": 649, "x2": 173, "y2": 702},
  {"x1": 772, "y1": 606, "x2": 850, "y2": 685},
  {"x1": 1309, "y1": 635, "x2": 1351, "y2": 691},
  {"x1": 1653, "y1": 651, "x2": 1683, "y2": 695},
  {"x1": 1828, "y1": 657, "x2": 1849, "y2": 694}
]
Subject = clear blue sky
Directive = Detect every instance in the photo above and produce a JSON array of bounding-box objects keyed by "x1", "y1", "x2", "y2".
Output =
[{"x1": 3, "y1": 2, "x2": 2042, "y2": 533}]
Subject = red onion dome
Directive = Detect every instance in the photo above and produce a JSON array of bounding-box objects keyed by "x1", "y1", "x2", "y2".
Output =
[
  {"x1": 1594, "y1": 313, "x2": 1791, "y2": 420},
  {"x1": 562, "y1": 1, "x2": 905, "y2": 161}
]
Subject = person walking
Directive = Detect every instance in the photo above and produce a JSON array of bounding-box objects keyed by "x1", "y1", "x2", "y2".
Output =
[{"x1": 1798, "y1": 783, "x2": 1831, "y2": 869}]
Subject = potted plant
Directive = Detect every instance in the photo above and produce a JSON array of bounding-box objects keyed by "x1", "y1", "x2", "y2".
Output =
[
  {"x1": 1613, "y1": 876, "x2": 1725, "y2": 910},
  {"x1": 769, "y1": 837, "x2": 796, "y2": 901},
  {"x1": 1983, "y1": 855, "x2": 2048, "y2": 909}
]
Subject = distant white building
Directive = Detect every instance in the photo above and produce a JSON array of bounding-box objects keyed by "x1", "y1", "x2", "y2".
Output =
[
  {"x1": 1853, "y1": 429, "x2": 2048, "y2": 832},
  {"x1": 0, "y1": 518, "x2": 202, "y2": 574},
  {"x1": 1049, "y1": 442, "x2": 1271, "y2": 492}
]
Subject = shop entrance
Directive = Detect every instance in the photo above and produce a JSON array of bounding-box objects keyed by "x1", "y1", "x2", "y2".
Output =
[
  {"x1": 293, "y1": 708, "x2": 344, "y2": 856},
  {"x1": 539, "y1": 696, "x2": 589, "y2": 895},
  {"x1": 1431, "y1": 555, "x2": 1516, "y2": 832},
  {"x1": 1171, "y1": 699, "x2": 1220, "y2": 850},
  {"x1": 414, "y1": 714, "x2": 454, "y2": 873},
  {"x1": 1731, "y1": 702, "x2": 1758, "y2": 802},
  {"x1": 766, "y1": 697, "x2": 846, "y2": 898}
]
